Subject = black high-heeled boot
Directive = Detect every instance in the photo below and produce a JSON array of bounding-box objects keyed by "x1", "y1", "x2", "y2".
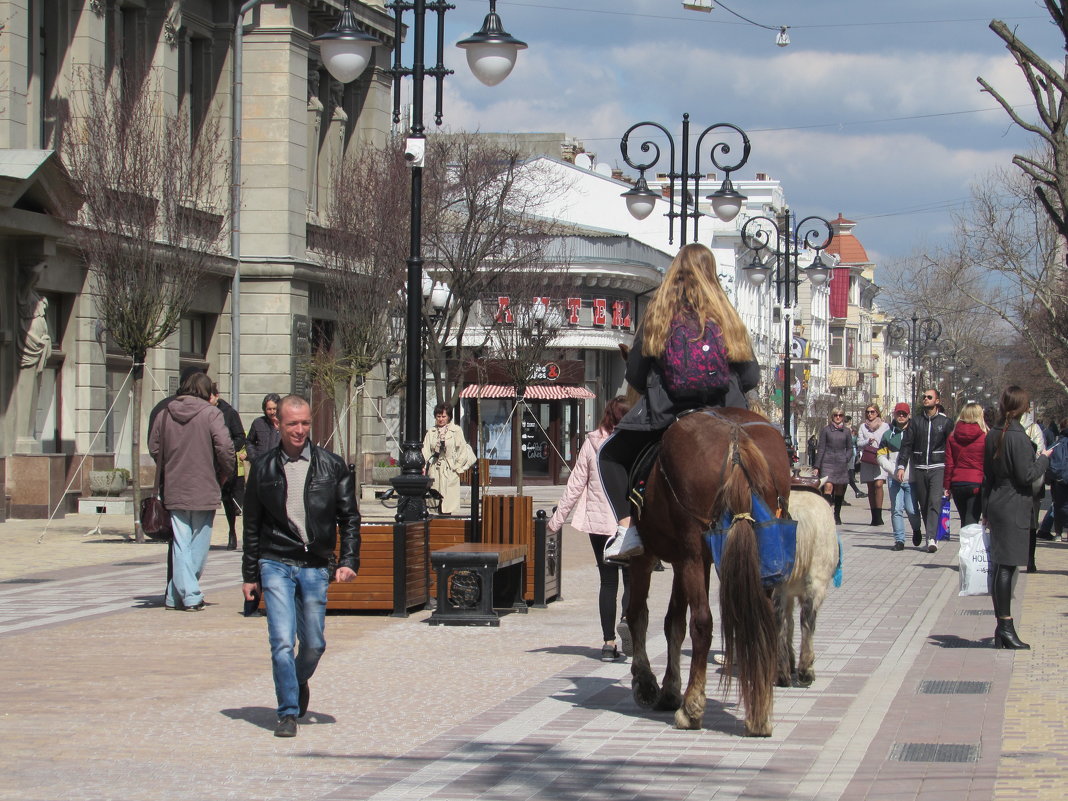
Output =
[
  {"x1": 870, "y1": 508, "x2": 883, "y2": 526},
  {"x1": 993, "y1": 618, "x2": 1030, "y2": 650},
  {"x1": 833, "y1": 494, "x2": 844, "y2": 525}
]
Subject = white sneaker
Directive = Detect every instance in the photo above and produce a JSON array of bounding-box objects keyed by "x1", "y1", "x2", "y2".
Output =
[
  {"x1": 927, "y1": 540, "x2": 938, "y2": 553},
  {"x1": 604, "y1": 525, "x2": 644, "y2": 560}
]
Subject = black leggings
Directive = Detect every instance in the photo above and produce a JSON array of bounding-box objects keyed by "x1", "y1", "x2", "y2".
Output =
[
  {"x1": 590, "y1": 533, "x2": 631, "y2": 641},
  {"x1": 599, "y1": 428, "x2": 661, "y2": 520},
  {"x1": 950, "y1": 482, "x2": 982, "y2": 526},
  {"x1": 992, "y1": 564, "x2": 1017, "y2": 618}
]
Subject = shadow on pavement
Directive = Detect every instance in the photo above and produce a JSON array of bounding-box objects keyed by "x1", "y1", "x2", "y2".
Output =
[
  {"x1": 221, "y1": 706, "x2": 338, "y2": 730},
  {"x1": 928, "y1": 633, "x2": 992, "y2": 649}
]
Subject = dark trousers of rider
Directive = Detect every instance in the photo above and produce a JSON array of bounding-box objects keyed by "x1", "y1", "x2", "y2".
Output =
[
  {"x1": 910, "y1": 467, "x2": 944, "y2": 539},
  {"x1": 599, "y1": 429, "x2": 661, "y2": 520},
  {"x1": 589, "y1": 533, "x2": 631, "y2": 640}
]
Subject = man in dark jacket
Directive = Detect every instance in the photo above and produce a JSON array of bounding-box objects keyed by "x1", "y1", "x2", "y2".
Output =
[
  {"x1": 895, "y1": 388, "x2": 954, "y2": 553},
  {"x1": 241, "y1": 395, "x2": 360, "y2": 738}
]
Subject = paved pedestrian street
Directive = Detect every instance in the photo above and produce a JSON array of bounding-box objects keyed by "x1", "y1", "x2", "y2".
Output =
[{"x1": 2, "y1": 493, "x2": 1067, "y2": 801}]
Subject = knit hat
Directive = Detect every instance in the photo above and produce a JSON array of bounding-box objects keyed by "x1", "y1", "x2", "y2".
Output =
[{"x1": 893, "y1": 402, "x2": 911, "y2": 415}]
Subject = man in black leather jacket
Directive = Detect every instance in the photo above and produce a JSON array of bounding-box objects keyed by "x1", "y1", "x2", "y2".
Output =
[
  {"x1": 241, "y1": 395, "x2": 360, "y2": 738},
  {"x1": 895, "y1": 388, "x2": 954, "y2": 553}
]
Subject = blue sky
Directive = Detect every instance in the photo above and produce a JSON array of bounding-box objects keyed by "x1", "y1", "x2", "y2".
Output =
[{"x1": 403, "y1": 0, "x2": 1063, "y2": 268}]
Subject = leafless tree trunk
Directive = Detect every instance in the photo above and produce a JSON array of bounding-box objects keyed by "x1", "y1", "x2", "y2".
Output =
[
  {"x1": 421, "y1": 133, "x2": 572, "y2": 409},
  {"x1": 61, "y1": 68, "x2": 229, "y2": 542}
]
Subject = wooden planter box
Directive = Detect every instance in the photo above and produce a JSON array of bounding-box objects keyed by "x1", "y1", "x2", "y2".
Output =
[{"x1": 326, "y1": 522, "x2": 428, "y2": 613}]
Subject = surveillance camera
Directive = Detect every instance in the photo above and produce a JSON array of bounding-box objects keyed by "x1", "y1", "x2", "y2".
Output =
[{"x1": 404, "y1": 138, "x2": 425, "y2": 168}]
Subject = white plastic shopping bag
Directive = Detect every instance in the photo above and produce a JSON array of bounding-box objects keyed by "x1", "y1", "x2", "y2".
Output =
[{"x1": 958, "y1": 523, "x2": 992, "y2": 596}]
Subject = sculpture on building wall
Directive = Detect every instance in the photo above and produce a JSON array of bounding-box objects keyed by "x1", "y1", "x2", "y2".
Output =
[{"x1": 17, "y1": 261, "x2": 52, "y2": 373}]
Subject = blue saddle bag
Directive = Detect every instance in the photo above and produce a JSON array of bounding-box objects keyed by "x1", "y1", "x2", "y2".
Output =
[{"x1": 705, "y1": 493, "x2": 797, "y2": 588}]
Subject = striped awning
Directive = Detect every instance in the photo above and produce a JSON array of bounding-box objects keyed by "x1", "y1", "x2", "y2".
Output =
[{"x1": 459, "y1": 384, "x2": 595, "y2": 400}]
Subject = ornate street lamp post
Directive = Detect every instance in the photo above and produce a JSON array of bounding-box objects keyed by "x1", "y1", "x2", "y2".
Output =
[
  {"x1": 886, "y1": 315, "x2": 941, "y2": 408},
  {"x1": 316, "y1": 0, "x2": 525, "y2": 520},
  {"x1": 618, "y1": 114, "x2": 752, "y2": 244},
  {"x1": 741, "y1": 212, "x2": 833, "y2": 458}
]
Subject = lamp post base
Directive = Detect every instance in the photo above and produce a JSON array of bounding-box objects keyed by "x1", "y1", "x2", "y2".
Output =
[{"x1": 391, "y1": 440, "x2": 431, "y2": 522}]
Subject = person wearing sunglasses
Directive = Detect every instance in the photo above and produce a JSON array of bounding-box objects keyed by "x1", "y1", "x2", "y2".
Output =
[
  {"x1": 815, "y1": 408, "x2": 855, "y2": 524},
  {"x1": 895, "y1": 388, "x2": 954, "y2": 552},
  {"x1": 879, "y1": 403, "x2": 922, "y2": 550}
]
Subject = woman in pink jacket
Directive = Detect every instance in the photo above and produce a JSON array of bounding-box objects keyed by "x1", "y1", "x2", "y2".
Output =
[{"x1": 548, "y1": 397, "x2": 630, "y2": 662}]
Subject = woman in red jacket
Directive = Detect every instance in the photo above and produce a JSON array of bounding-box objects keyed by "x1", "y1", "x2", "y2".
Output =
[{"x1": 944, "y1": 402, "x2": 988, "y2": 526}]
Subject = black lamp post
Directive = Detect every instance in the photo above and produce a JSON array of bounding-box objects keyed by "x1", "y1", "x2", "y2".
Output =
[
  {"x1": 741, "y1": 212, "x2": 833, "y2": 458},
  {"x1": 886, "y1": 315, "x2": 941, "y2": 408},
  {"x1": 316, "y1": 0, "x2": 525, "y2": 520},
  {"x1": 618, "y1": 114, "x2": 752, "y2": 245}
]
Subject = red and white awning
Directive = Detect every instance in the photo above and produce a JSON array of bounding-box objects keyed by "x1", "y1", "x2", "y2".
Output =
[{"x1": 459, "y1": 384, "x2": 595, "y2": 400}]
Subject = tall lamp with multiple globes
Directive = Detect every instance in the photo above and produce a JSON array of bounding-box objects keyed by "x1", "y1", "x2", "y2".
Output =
[
  {"x1": 741, "y1": 212, "x2": 834, "y2": 458},
  {"x1": 315, "y1": 0, "x2": 526, "y2": 520},
  {"x1": 618, "y1": 113, "x2": 752, "y2": 244},
  {"x1": 885, "y1": 315, "x2": 941, "y2": 408}
]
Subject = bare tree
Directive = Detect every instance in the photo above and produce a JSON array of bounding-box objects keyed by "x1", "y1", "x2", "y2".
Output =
[
  {"x1": 980, "y1": 3, "x2": 1068, "y2": 249},
  {"x1": 421, "y1": 133, "x2": 571, "y2": 408},
  {"x1": 483, "y1": 272, "x2": 569, "y2": 496},
  {"x1": 308, "y1": 139, "x2": 409, "y2": 487},
  {"x1": 61, "y1": 68, "x2": 229, "y2": 542}
]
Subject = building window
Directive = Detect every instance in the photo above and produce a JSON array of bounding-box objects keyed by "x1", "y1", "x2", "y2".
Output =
[
  {"x1": 180, "y1": 314, "x2": 207, "y2": 359},
  {"x1": 178, "y1": 31, "x2": 213, "y2": 143},
  {"x1": 830, "y1": 326, "x2": 844, "y2": 366}
]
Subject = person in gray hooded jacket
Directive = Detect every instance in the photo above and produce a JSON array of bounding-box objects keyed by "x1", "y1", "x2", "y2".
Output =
[{"x1": 149, "y1": 371, "x2": 235, "y2": 611}]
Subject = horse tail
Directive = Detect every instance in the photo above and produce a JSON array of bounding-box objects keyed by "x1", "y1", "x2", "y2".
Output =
[{"x1": 717, "y1": 431, "x2": 777, "y2": 725}]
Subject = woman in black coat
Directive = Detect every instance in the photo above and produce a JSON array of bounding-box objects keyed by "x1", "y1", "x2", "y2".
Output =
[{"x1": 983, "y1": 386, "x2": 1052, "y2": 649}]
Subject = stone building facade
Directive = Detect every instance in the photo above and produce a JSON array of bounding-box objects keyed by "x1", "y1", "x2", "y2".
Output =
[{"x1": 0, "y1": 0, "x2": 396, "y2": 517}]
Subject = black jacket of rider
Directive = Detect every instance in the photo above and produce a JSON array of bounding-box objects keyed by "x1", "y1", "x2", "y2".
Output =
[
  {"x1": 895, "y1": 411, "x2": 954, "y2": 472},
  {"x1": 242, "y1": 442, "x2": 360, "y2": 583}
]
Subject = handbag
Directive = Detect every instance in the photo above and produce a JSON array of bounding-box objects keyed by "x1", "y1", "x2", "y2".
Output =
[
  {"x1": 859, "y1": 441, "x2": 879, "y2": 466},
  {"x1": 141, "y1": 413, "x2": 173, "y2": 542},
  {"x1": 936, "y1": 497, "x2": 951, "y2": 542}
]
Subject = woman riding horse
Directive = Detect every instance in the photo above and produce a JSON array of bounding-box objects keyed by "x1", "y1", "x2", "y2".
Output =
[{"x1": 600, "y1": 243, "x2": 761, "y2": 560}]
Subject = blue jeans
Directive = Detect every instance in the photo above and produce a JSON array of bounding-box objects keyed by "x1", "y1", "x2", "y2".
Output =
[
  {"x1": 166, "y1": 509, "x2": 215, "y2": 607},
  {"x1": 888, "y1": 479, "x2": 917, "y2": 544},
  {"x1": 259, "y1": 559, "x2": 330, "y2": 718}
]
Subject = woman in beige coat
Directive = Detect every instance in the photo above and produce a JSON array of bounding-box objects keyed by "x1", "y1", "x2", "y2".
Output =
[{"x1": 422, "y1": 403, "x2": 475, "y2": 515}]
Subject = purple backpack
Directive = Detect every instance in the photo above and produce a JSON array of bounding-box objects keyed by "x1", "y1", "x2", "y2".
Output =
[{"x1": 660, "y1": 313, "x2": 730, "y2": 401}]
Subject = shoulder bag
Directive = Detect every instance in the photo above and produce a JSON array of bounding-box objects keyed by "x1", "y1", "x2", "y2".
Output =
[{"x1": 141, "y1": 414, "x2": 173, "y2": 542}]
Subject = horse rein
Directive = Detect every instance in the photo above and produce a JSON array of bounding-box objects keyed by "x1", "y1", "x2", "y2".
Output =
[{"x1": 657, "y1": 408, "x2": 777, "y2": 529}]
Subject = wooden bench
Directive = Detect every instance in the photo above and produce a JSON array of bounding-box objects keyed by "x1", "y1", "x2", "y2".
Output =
[{"x1": 428, "y1": 542, "x2": 527, "y2": 626}]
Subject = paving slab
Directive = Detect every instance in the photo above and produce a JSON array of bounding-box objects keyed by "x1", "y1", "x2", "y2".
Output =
[{"x1": 1, "y1": 490, "x2": 1067, "y2": 800}]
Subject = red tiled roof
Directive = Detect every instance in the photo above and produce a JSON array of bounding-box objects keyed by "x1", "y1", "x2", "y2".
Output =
[{"x1": 825, "y1": 213, "x2": 870, "y2": 264}]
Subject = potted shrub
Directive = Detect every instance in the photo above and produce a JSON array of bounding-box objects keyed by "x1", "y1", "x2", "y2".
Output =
[
  {"x1": 370, "y1": 458, "x2": 400, "y2": 484},
  {"x1": 88, "y1": 468, "x2": 131, "y2": 496}
]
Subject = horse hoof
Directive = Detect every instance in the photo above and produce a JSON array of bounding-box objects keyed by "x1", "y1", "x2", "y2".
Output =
[
  {"x1": 745, "y1": 722, "x2": 773, "y2": 738},
  {"x1": 654, "y1": 691, "x2": 683, "y2": 711},
  {"x1": 674, "y1": 708, "x2": 702, "y2": 730},
  {"x1": 797, "y1": 670, "x2": 815, "y2": 687},
  {"x1": 775, "y1": 675, "x2": 792, "y2": 688},
  {"x1": 632, "y1": 677, "x2": 660, "y2": 708}
]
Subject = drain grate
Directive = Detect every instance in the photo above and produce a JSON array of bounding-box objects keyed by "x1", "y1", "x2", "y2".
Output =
[
  {"x1": 960, "y1": 609, "x2": 994, "y2": 616},
  {"x1": 0, "y1": 578, "x2": 53, "y2": 584},
  {"x1": 890, "y1": 743, "x2": 980, "y2": 763},
  {"x1": 919, "y1": 680, "x2": 991, "y2": 695}
]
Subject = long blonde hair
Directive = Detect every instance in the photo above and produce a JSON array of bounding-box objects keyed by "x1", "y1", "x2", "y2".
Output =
[
  {"x1": 640, "y1": 243, "x2": 754, "y2": 361},
  {"x1": 956, "y1": 401, "x2": 988, "y2": 433}
]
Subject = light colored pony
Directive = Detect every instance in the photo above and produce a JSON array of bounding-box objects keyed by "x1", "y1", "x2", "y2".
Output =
[{"x1": 772, "y1": 486, "x2": 840, "y2": 687}]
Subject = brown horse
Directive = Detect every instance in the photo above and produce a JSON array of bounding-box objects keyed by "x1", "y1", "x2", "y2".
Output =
[{"x1": 625, "y1": 407, "x2": 793, "y2": 736}]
